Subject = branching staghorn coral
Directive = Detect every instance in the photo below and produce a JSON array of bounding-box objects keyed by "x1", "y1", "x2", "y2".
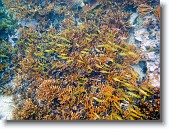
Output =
[
  {"x1": 155, "y1": 5, "x2": 160, "y2": 22},
  {"x1": 0, "y1": 0, "x2": 160, "y2": 120},
  {"x1": 138, "y1": 84, "x2": 160, "y2": 120},
  {"x1": 137, "y1": 3, "x2": 154, "y2": 17},
  {"x1": 2, "y1": 0, "x2": 133, "y2": 34},
  {"x1": 2, "y1": 0, "x2": 67, "y2": 32},
  {"x1": 12, "y1": 23, "x2": 159, "y2": 120},
  {"x1": 76, "y1": 0, "x2": 133, "y2": 38}
]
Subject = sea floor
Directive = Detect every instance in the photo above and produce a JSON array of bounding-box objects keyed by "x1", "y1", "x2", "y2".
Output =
[{"x1": 0, "y1": 0, "x2": 160, "y2": 120}]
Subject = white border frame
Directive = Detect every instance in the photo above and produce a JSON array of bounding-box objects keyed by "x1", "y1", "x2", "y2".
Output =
[{"x1": 0, "y1": 0, "x2": 167, "y2": 129}]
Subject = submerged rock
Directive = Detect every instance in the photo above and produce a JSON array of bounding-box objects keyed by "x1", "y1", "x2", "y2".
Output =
[
  {"x1": 129, "y1": 12, "x2": 139, "y2": 26},
  {"x1": 129, "y1": 12, "x2": 160, "y2": 87},
  {"x1": 132, "y1": 61, "x2": 147, "y2": 81}
]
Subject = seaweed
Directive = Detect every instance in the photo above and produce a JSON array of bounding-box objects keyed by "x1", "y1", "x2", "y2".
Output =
[
  {"x1": 11, "y1": 24, "x2": 159, "y2": 120},
  {"x1": 0, "y1": 0, "x2": 160, "y2": 120}
]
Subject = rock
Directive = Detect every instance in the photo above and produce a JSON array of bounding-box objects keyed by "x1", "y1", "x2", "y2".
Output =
[
  {"x1": 150, "y1": 66, "x2": 154, "y2": 72},
  {"x1": 147, "y1": 61, "x2": 158, "y2": 72},
  {"x1": 129, "y1": 13, "x2": 139, "y2": 26},
  {"x1": 127, "y1": 32, "x2": 136, "y2": 45},
  {"x1": 146, "y1": 52, "x2": 156, "y2": 61},
  {"x1": 131, "y1": 61, "x2": 147, "y2": 81},
  {"x1": 19, "y1": 19, "x2": 39, "y2": 29},
  {"x1": 131, "y1": 11, "x2": 160, "y2": 87},
  {"x1": 148, "y1": 73, "x2": 160, "y2": 87},
  {"x1": 134, "y1": 30, "x2": 143, "y2": 41},
  {"x1": 134, "y1": 28, "x2": 148, "y2": 42}
]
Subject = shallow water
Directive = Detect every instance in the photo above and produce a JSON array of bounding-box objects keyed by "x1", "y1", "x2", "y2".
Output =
[{"x1": 0, "y1": 0, "x2": 160, "y2": 120}]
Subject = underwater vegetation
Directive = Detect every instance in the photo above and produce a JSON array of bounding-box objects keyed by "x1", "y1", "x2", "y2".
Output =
[
  {"x1": 12, "y1": 25, "x2": 160, "y2": 120},
  {"x1": 0, "y1": 3, "x2": 18, "y2": 86},
  {"x1": 0, "y1": 6, "x2": 18, "y2": 40},
  {"x1": 0, "y1": 0, "x2": 160, "y2": 120},
  {"x1": 155, "y1": 5, "x2": 160, "y2": 22}
]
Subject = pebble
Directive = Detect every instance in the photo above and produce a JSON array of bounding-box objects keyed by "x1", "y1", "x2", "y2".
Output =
[
  {"x1": 147, "y1": 62, "x2": 158, "y2": 72},
  {"x1": 146, "y1": 52, "x2": 156, "y2": 61}
]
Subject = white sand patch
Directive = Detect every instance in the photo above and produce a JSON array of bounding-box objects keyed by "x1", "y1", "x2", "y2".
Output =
[{"x1": 0, "y1": 95, "x2": 14, "y2": 120}]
